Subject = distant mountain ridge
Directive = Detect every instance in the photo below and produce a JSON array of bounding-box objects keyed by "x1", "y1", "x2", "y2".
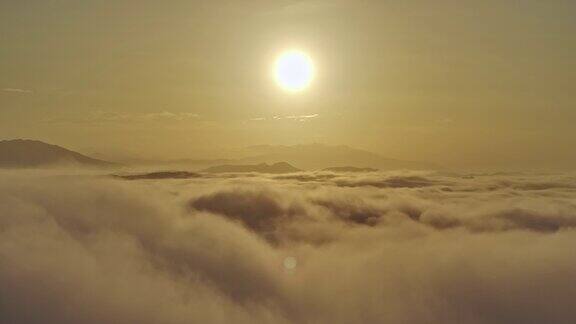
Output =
[
  {"x1": 323, "y1": 166, "x2": 379, "y2": 172},
  {"x1": 114, "y1": 144, "x2": 437, "y2": 171},
  {"x1": 202, "y1": 162, "x2": 300, "y2": 174},
  {"x1": 238, "y1": 144, "x2": 436, "y2": 170},
  {"x1": 0, "y1": 139, "x2": 117, "y2": 168},
  {"x1": 0, "y1": 140, "x2": 436, "y2": 171},
  {"x1": 115, "y1": 171, "x2": 201, "y2": 180}
]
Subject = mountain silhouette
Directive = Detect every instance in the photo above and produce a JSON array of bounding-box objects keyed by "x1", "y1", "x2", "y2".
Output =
[
  {"x1": 202, "y1": 162, "x2": 300, "y2": 174},
  {"x1": 238, "y1": 144, "x2": 436, "y2": 170},
  {"x1": 0, "y1": 139, "x2": 117, "y2": 168},
  {"x1": 323, "y1": 166, "x2": 379, "y2": 172},
  {"x1": 115, "y1": 171, "x2": 201, "y2": 180}
]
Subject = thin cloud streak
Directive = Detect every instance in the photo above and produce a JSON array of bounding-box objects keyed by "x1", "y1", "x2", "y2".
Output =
[
  {"x1": 2, "y1": 88, "x2": 34, "y2": 93},
  {"x1": 42, "y1": 110, "x2": 200, "y2": 124},
  {"x1": 249, "y1": 114, "x2": 320, "y2": 122}
]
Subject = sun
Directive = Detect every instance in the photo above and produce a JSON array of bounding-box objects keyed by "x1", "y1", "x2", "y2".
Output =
[{"x1": 273, "y1": 50, "x2": 315, "y2": 92}]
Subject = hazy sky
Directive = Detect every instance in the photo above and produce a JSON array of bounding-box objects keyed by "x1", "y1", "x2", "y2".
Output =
[{"x1": 1, "y1": 0, "x2": 575, "y2": 168}]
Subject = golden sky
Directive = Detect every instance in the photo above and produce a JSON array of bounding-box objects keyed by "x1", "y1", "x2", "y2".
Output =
[{"x1": 1, "y1": 0, "x2": 575, "y2": 168}]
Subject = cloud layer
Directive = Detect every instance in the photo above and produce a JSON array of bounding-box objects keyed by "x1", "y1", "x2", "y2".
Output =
[{"x1": 1, "y1": 170, "x2": 576, "y2": 323}]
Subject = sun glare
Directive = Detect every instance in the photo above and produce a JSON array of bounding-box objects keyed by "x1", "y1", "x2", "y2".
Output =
[{"x1": 274, "y1": 50, "x2": 315, "y2": 92}]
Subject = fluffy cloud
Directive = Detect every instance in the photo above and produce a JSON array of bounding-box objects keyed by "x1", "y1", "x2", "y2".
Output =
[{"x1": 1, "y1": 170, "x2": 576, "y2": 323}]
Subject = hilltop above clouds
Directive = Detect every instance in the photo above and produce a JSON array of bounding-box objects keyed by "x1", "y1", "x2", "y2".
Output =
[
  {"x1": 203, "y1": 162, "x2": 301, "y2": 174},
  {"x1": 237, "y1": 144, "x2": 436, "y2": 170},
  {"x1": 0, "y1": 139, "x2": 117, "y2": 169},
  {"x1": 1, "y1": 140, "x2": 436, "y2": 172}
]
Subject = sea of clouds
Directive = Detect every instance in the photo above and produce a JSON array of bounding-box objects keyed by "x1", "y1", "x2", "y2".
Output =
[{"x1": 1, "y1": 170, "x2": 576, "y2": 323}]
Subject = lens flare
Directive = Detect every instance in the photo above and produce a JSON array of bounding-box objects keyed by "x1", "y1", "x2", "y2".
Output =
[{"x1": 283, "y1": 256, "x2": 298, "y2": 270}]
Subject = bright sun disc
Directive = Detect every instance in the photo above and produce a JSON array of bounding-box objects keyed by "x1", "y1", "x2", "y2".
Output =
[{"x1": 274, "y1": 50, "x2": 315, "y2": 92}]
